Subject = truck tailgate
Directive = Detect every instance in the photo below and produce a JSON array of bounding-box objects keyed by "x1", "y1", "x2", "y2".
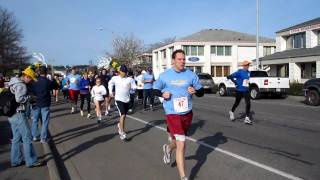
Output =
[{"x1": 262, "y1": 77, "x2": 290, "y2": 89}]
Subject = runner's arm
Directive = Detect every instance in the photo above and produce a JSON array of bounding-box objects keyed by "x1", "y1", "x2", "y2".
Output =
[
  {"x1": 153, "y1": 89, "x2": 162, "y2": 97},
  {"x1": 102, "y1": 86, "x2": 107, "y2": 95},
  {"x1": 227, "y1": 71, "x2": 238, "y2": 84},
  {"x1": 192, "y1": 74, "x2": 204, "y2": 97},
  {"x1": 195, "y1": 88, "x2": 204, "y2": 97},
  {"x1": 108, "y1": 77, "x2": 115, "y2": 95},
  {"x1": 153, "y1": 75, "x2": 164, "y2": 97}
]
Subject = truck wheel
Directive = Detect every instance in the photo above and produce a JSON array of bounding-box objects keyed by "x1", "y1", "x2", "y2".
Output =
[
  {"x1": 250, "y1": 87, "x2": 260, "y2": 99},
  {"x1": 306, "y1": 90, "x2": 320, "y2": 106},
  {"x1": 219, "y1": 85, "x2": 227, "y2": 96}
]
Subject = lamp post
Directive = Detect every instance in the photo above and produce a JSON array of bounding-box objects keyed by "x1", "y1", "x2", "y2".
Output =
[
  {"x1": 48, "y1": 59, "x2": 55, "y2": 76},
  {"x1": 256, "y1": 0, "x2": 260, "y2": 70}
]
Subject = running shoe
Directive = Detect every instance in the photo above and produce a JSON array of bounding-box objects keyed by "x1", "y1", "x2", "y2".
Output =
[
  {"x1": 80, "y1": 110, "x2": 84, "y2": 117},
  {"x1": 229, "y1": 111, "x2": 235, "y2": 121},
  {"x1": 33, "y1": 137, "x2": 39, "y2": 142},
  {"x1": 87, "y1": 114, "x2": 91, "y2": 119},
  {"x1": 119, "y1": 133, "x2": 127, "y2": 141},
  {"x1": 244, "y1": 116, "x2": 252, "y2": 125},
  {"x1": 181, "y1": 176, "x2": 189, "y2": 180},
  {"x1": 105, "y1": 111, "x2": 111, "y2": 116},
  {"x1": 97, "y1": 116, "x2": 102, "y2": 124},
  {"x1": 162, "y1": 144, "x2": 171, "y2": 164}
]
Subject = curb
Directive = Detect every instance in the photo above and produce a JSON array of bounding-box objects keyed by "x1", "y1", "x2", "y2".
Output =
[{"x1": 42, "y1": 132, "x2": 62, "y2": 180}]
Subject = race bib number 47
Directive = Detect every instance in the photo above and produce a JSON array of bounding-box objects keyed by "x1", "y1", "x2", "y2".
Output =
[{"x1": 173, "y1": 97, "x2": 188, "y2": 113}]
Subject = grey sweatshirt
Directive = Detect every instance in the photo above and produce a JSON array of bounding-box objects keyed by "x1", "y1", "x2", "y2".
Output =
[{"x1": 8, "y1": 77, "x2": 29, "y2": 111}]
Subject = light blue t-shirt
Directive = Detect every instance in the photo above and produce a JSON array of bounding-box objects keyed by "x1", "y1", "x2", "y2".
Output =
[
  {"x1": 67, "y1": 74, "x2": 81, "y2": 90},
  {"x1": 142, "y1": 73, "x2": 154, "y2": 89},
  {"x1": 153, "y1": 68, "x2": 202, "y2": 115}
]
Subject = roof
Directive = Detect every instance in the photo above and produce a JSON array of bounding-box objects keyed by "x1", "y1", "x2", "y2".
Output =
[
  {"x1": 177, "y1": 29, "x2": 275, "y2": 43},
  {"x1": 276, "y1": 17, "x2": 320, "y2": 33},
  {"x1": 260, "y1": 46, "x2": 320, "y2": 61}
]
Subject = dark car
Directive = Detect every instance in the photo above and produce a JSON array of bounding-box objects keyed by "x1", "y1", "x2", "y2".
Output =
[
  {"x1": 303, "y1": 78, "x2": 320, "y2": 106},
  {"x1": 197, "y1": 73, "x2": 216, "y2": 93}
]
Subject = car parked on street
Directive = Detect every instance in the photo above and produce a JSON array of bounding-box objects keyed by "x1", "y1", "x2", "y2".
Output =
[
  {"x1": 217, "y1": 70, "x2": 290, "y2": 99},
  {"x1": 197, "y1": 73, "x2": 216, "y2": 93},
  {"x1": 303, "y1": 78, "x2": 320, "y2": 106}
]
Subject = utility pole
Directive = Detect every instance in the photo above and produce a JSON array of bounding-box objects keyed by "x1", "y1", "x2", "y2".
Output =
[{"x1": 256, "y1": 0, "x2": 260, "y2": 70}]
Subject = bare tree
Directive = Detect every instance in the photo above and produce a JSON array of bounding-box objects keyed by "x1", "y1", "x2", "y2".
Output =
[
  {"x1": 109, "y1": 33, "x2": 144, "y2": 68},
  {"x1": 0, "y1": 6, "x2": 29, "y2": 72}
]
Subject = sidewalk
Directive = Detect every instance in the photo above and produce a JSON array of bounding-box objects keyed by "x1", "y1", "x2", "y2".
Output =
[{"x1": 0, "y1": 116, "x2": 49, "y2": 180}]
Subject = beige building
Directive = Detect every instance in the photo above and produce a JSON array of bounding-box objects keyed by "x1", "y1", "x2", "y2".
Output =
[
  {"x1": 152, "y1": 29, "x2": 276, "y2": 82},
  {"x1": 260, "y1": 17, "x2": 320, "y2": 83}
]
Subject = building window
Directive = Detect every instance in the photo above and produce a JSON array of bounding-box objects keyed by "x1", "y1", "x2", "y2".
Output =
[
  {"x1": 161, "y1": 50, "x2": 166, "y2": 59},
  {"x1": 191, "y1": 46, "x2": 197, "y2": 56},
  {"x1": 154, "y1": 52, "x2": 158, "y2": 61},
  {"x1": 225, "y1": 46, "x2": 232, "y2": 56},
  {"x1": 183, "y1": 45, "x2": 205, "y2": 56},
  {"x1": 183, "y1": 46, "x2": 189, "y2": 55},
  {"x1": 318, "y1": 31, "x2": 320, "y2": 45},
  {"x1": 186, "y1": 66, "x2": 202, "y2": 73},
  {"x1": 292, "y1": 33, "x2": 306, "y2": 49},
  {"x1": 198, "y1": 46, "x2": 204, "y2": 56},
  {"x1": 276, "y1": 64, "x2": 289, "y2": 77},
  {"x1": 211, "y1": 46, "x2": 216, "y2": 54},
  {"x1": 312, "y1": 62, "x2": 316, "y2": 78},
  {"x1": 263, "y1": 46, "x2": 273, "y2": 56},
  {"x1": 217, "y1": 46, "x2": 224, "y2": 56},
  {"x1": 169, "y1": 47, "x2": 174, "y2": 57},
  {"x1": 301, "y1": 64, "x2": 306, "y2": 78},
  {"x1": 211, "y1": 66, "x2": 231, "y2": 77},
  {"x1": 211, "y1": 46, "x2": 232, "y2": 56}
]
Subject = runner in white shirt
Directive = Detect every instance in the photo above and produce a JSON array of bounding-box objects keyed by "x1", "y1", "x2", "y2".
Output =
[
  {"x1": 108, "y1": 65, "x2": 136, "y2": 140},
  {"x1": 91, "y1": 78, "x2": 107, "y2": 123},
  {"x1": 134, "y1": 70, "x2": 144, "y2": 102}
]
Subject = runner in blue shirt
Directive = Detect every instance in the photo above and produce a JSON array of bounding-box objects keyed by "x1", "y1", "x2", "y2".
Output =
[
  {"x1": 142, "y1": 67, "x2": 155, "y2": 111},
  {"x1": 67, "y1": 67, "x2": 81, "y2": 113},
  {"x1": 227, "y1": 60, "x2": 252, "y2": 125},
  {"x1": 153, "y1": 49, "x2": 204, "y2": 180}
]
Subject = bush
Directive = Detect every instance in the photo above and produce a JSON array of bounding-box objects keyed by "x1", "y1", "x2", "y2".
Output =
[{"x1": 288, "y1": 82, "x2": 304, "y2": 96}]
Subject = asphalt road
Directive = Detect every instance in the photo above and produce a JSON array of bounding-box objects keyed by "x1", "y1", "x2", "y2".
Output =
[{"x1": 49, "y1": 94, "x2": 320, "y2": 180}]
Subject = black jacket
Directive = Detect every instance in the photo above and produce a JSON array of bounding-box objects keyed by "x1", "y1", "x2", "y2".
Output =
[{"x1": 32, "y1": 76, "x2": 54, "y2": 107}]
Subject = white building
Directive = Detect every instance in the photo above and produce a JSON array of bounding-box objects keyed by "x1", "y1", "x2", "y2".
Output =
[
  {"x1": 152, "y1": 29, "x2": 276, "y2": 82},
  {"x1": 260, "y1": 17, "x2": 320, "y2": 83}
]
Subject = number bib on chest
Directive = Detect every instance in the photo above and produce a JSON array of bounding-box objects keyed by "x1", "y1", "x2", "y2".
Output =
[
  {"x1": 242, "y1": 79, "x2": 249, "y2": 87},
  {"x1": 173, "y1": 97, "x2": 188, "y2": 113},
  {"x1": 70, "y1": 78, "x2": 76, "y2": 83}
]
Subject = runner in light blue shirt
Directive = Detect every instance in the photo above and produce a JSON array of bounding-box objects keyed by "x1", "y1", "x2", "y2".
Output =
[
  {"x1": 142, "y1": 67, "x2": 155, "y2": 110},
  {"x1": 153, "y1": 49, "x2": 204, "y2": 180}
]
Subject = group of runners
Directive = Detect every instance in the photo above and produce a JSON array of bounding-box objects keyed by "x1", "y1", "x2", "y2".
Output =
[
  {"x1": 5, "y1": 49, "x2": 252, "y2": 180},
  {"x1": 53, "y1": 49, "x2": 253, "y2": 180}
]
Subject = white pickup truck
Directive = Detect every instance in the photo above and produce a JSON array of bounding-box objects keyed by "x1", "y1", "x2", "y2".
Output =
[{"x1": 217, "y1": 71, "x2": 290, "y2": 99}]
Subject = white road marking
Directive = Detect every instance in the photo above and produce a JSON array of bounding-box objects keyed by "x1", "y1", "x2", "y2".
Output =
[{"x1": 127, "y1": 115, "x2": 304, "y2": 180}]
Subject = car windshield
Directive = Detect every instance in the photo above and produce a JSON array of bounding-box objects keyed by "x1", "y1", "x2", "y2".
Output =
[
  {"x1": 198, "y1": 74, "x2": 212, "y2": 80},
  {"x1": 250, "y1": 71, "x2": 268, "y2": 77}
]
